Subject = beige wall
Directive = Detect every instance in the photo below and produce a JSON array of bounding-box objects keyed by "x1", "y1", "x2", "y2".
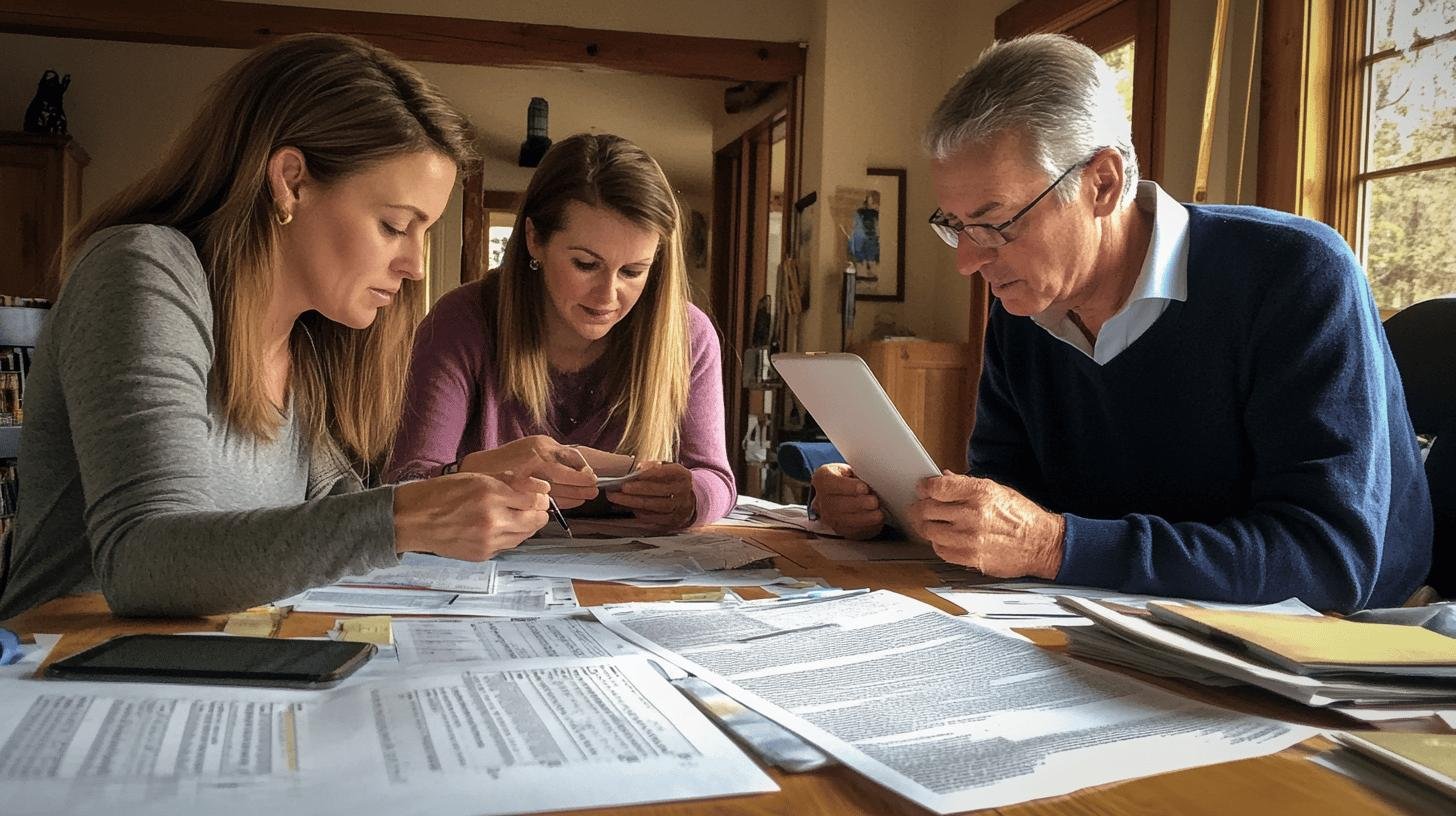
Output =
[
  {"x1": 2, "y1": 0, "x2": 1262, "y2": 348},
  {"x1": 0, "y1": 32, "x2": 726, "y2": 212},
  {"x1": 795, "y1": 0, "x2": 1013, "y2": 352}
]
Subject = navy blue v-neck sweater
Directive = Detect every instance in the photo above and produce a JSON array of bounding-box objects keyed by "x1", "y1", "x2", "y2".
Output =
[{"x1": 971, "y1": 205, "x2": 1431, "y2": 612}]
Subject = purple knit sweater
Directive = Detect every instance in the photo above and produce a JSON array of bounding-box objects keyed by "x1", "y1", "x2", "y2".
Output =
[{"x1": 385, "y1": 278, "x2": 736, "y2": 525}]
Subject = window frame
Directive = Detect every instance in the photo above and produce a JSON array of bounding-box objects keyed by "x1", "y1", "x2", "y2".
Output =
[{"x1": 1325, "y1": 0, "x2": 1456, "y2": 313}]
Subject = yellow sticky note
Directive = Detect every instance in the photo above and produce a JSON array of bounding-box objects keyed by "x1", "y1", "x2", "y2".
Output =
[
  {"x1": 223, "y1": 612, "x2": 278, "y2": 638},
  {"x1": 338, "y1": 615, "x2": 393, "y2": 645},
  {"x1": 680, "y1": 589, "x2": 726, "y2": 602}
]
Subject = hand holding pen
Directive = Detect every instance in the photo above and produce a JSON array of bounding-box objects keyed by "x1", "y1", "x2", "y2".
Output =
[{"x1": 457, "y1": 436, "x2": 598, "y2": 509}]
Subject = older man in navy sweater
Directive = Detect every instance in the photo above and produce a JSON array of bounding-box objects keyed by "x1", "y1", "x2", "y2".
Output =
[{"x1": 812, "y1": 34, "x2": 1431, "y2": 613}]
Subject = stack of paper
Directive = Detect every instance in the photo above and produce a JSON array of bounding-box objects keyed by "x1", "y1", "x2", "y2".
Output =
[
  {"x1": 928, "y1": 584, "x2": 1320, "y2": 636},
  {"x1": 1060, "y1": 597, "x2": 1456, "y2": 708},
  {"x1": 337, "y1": 554, "x2": 498, "y2": 593},
  {"x1": 1147, "y1": 603, "x2": 1456, "y2": 679},
  {"x1": 1328, "y1": 731, "x2": 1456, "y2": 803},
  {"x1": 279, "y1": 571, "x2": 577, "y2": 617},
  {"x1": 720, "y1": 495, "x2": 836, "y2": 536},
  {"x1": 494, "y1": 533, "x2": 782, "y2": 586}
]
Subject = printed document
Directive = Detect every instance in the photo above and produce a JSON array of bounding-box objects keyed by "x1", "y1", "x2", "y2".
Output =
[
  {"x1": 0, "y1": 656, "x2": 775, "y2": 815},
  {"x1": 337, "y1": 553, "x2": 498, "y2": 593},
  {"x1": 594, "y1": 590, "x2": 1316, "y2": 814},
  {"x1": 497, "y1": 533, "x2": 774, "y2": 582}
]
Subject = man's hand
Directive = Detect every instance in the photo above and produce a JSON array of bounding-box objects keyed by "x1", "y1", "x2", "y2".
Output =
[
  {"x1": 907, "y1": 471, "x2": 1065, "y2": 579},
  {"x1": 458, "y1": 436, "x2": 597, "y2": 508},
  {"x1": 810, "y1": 463, "x2": 886, "y2": 539}
]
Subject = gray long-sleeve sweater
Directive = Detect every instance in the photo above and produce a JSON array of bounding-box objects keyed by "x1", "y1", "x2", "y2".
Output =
[{"x1": 0, "y1": 225, "x2": 399, "y2": 619}]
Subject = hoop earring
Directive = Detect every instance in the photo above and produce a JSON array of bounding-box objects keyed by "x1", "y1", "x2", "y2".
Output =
[
  {"x1": 528, "y1": 257, "x2": 542, "y2": 271},
  {"x1": 274, "y1": 207, "x2": 293, "y2": 226}
]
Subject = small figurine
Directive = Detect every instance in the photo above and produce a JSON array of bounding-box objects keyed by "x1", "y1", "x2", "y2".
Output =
[{"x1": 23, "y1": 70, "x2": 71, "y2": 135}]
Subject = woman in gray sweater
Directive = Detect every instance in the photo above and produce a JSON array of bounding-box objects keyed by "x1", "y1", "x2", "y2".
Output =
[{"x1": 0, "y1": 34, "x2": 556, "y2": 619}]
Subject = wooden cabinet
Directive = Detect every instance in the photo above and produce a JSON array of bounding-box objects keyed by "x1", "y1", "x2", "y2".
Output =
[
  {"x1": 0, "y1": 132, "x2": 89, "y2": 299},
  {"x1": 852, "y1": 339, "x2": 973, "y2": 472}
]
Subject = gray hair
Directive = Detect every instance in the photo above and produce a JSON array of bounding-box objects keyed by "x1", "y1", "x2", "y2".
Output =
[{"x1": 925, "y1": 33, "x2": 1138, "y2": 204}]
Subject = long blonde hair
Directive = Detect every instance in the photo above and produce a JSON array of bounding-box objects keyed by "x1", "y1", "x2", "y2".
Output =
[
  {"x1": 493, "y1": 134, "x2": 690, "y2": 462},
  {"x1": 66, "y1": 33, "x2": 477, "y2": 473}
]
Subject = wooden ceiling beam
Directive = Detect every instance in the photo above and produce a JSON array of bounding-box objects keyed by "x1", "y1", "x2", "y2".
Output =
[{"x1": 0, "y1": 0, "x2": 806, "y2": 83}]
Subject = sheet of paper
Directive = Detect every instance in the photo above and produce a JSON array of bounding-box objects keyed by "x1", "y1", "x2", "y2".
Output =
[
  {"x1": 0, "y1": 656, "x2": 776, "y2": 816},
  {"x1": 392, "y1": 617, "x2": 649, "y2": 664},
  {"x1": 810, "y1": 540, "x2": 937, "y2": 561},
  {"x1": 282, "y1": 585, "x2": 558, "y2": 617},
  {"x1": 594, "y1": 589, "x2": 1316, "y2": 814},
  {"x1": 498, "y1": 533, "x2": 774, "y2": 581},
  {"x1": 929, "y1": 588, "x2": 1319, "y2": 636},
  {"x1": 337, "y1": 554, "x2": 498, "y2": 593},
  {"x1": 0, "y1": 634, "x2": 59, "y2": 679},
  {"x1": 726, "y1": 496, "x2": 838, "y2": 536},
  {"x1": 963, "y1": 582, "x2": 1322, "y2": 615},
  {"x1": 929, "y1": 588, "x2": 1097, "y2": 632}
]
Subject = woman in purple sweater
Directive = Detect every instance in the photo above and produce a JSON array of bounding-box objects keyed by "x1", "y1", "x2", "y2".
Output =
[{"x1": 386, "y1": 134, "x2": 734, "y2": 529}]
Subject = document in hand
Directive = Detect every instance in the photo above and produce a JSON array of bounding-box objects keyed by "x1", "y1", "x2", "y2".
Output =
[
  {"x1": 593, "y1": 589, "x2": 1316, "y2": 814},
  {"x1": 1147, "y1": 603, "x2": 1456, "y2": 679}
]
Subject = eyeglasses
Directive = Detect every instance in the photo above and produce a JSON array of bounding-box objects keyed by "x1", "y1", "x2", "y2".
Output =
[{"x1": 928, "y1": 157, "x2": 1091, "y2": 249}]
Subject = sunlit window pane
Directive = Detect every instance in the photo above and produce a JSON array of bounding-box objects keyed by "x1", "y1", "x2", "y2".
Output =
[
  {"x1": 1361, "y1": 166, "x2": 1456, "y2": 310},
  {"x1": 1370, "y1": 0, "x2": 1456, "y2": 53},
  {"x1": 1100, "y1": 41, "x2": 1136, "y2": 126},
  {"x1": 1365, "y1": 37, "x2": 1456, "y2": 171}
]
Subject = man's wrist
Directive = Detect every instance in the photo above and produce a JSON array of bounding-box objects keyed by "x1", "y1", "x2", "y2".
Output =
[{"x1": 1034, "y1": 511, "x2": 1067, "y2": 579}]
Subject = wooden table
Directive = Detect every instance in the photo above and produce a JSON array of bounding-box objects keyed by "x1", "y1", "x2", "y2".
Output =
[{"x1": 2, "y1": 527, "x2": 1445, "y2": 816}]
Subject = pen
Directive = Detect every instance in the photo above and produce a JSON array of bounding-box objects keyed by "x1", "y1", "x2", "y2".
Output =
[
  {"x1": 735, "y1": 622, "x2": 839, "y2": 642},
  {"x1": 546, "y1": 495, "x2": 573, "y2": 538}
]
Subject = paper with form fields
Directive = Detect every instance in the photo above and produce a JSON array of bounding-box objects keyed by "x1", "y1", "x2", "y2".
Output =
[
  {"x1": 0, "y1": 656, "x2": 775, "y2": 815},
  {"x1": 280, "y1": 571, "x2": 577, "y2": 616},
  {"x1": 337, "y1": 553, "x2": 497, "y2": 593},
  {"x1": 594, "y1": 589, "x2": 1316, "y2": 814}
]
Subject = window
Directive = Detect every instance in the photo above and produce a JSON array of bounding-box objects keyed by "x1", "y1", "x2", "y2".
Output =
[
  {"x1": 1100, "y1": 39, "x2": 1136, "y2": 124},
  {"x1": 1355, "y1": 0, "x2": 1456, "y2": 310}
]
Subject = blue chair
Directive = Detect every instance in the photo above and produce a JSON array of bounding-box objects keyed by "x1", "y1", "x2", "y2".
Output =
[{"x1": 1384, "y1": 296, "x2": 1456, "y2": 597}]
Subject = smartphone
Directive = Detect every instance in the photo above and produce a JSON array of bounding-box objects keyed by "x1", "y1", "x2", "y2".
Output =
[{"x1": 46, "y1": 634, "x2": 376, "y2": 689}]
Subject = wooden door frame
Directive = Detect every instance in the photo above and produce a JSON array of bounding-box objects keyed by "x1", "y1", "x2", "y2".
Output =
[{"x1": 711, "y1": 108, "x2": 788, "y2": 490}]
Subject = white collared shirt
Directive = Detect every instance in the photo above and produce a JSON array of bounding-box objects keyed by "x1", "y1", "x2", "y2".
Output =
[{"x1": 1031, "y1": 181, "x2": 1190, "y2": 365}]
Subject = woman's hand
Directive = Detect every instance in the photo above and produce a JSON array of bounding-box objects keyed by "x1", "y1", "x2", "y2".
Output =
[
  {"x1": 392, "y1": 472, "x2": 550, "y2": 560},
  {"x1": 608, "y1": 462, "x2": 697, "y2": 530},
  {"x1": 458, "y1": 435, "x2": 597, "y2": 509}
]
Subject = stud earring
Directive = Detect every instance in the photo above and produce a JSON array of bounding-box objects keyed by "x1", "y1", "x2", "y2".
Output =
[{"x1": 528, "y1": 257, "x2": 542, "y2": 271}]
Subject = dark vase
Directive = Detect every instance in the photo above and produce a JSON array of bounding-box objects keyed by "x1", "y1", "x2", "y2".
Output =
[{"x1": 23, "y1": 70, "x2": 71, "y2": 136}]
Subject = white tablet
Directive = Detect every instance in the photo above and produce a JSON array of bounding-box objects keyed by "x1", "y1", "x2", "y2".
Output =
[{"x1": 772, "y1": 352, "x2": 942, "y2": 537}]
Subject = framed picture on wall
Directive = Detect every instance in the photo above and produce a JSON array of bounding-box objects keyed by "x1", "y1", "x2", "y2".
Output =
[{"x1": 851, "y1": 167, "x2": 906, "y2": 302}]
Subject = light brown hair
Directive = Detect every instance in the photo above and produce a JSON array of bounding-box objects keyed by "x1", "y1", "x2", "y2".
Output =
[
  {"x1": 493, "y1": 133, "x2": 690, "y2": 462},
  {"x1": 67, "y1": 33, "x2": 477, "y2": 473}
]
